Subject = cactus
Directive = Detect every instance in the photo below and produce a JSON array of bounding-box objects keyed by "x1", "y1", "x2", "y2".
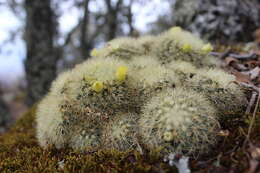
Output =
[
  {"x1": 36, "y1": 27, "x2": 246, "y2": 156},
  {"x1": 129, "y1": 56, "x2": 180, "y2": 89},
  {"x1": 136, "y1": 35, "x2": 158, "y2": 54},
  {"x1": 166, "y1": 60, "x2": 197, "y2": 83},
  {"x1": 166, "y1": 60, "x2": 246, "y2": 115},
  {"x1": 37, "y1": 58, "x2": 144, "y2": 149},
  {"x1": 36, "y1": 56, "x2": 177, "y2": 150},
  {"x1": 101, "y1": 113, "x2": 138, "y2": 151},
  {"x1": 152, "y1": 27, "x2": 217, "y2": 67},
  {"x1": 186, "y1": 68, "x2": 247, "y2": 114},
  {"x1": 91, "y1": 37, "x2": 145, "y2": 60},
  {"x1": 139, "y1": 88, "x2": 219, "y2": 155}
]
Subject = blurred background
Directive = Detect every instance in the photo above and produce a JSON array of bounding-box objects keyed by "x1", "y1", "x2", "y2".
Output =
[{"x1": 0, "y1": 0, "x2": 259, "y2": 133}]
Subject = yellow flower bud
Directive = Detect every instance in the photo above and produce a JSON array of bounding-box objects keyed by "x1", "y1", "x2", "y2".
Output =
[
  {"x1": 90, "y1": 48, "x2": 99, "y2": 57},
  {"x1": 112, "y1": 45, "x2": 120, "y2": 51},
  {"x1": 91, "y1": 81, "x2": 104, "y2": 93},
  {"x1": 170, "y1": 26, "x2": 182, "y2": 33},
  {"x1": 201, "y1": 43, "x2": 213, "y2": 53},
  {"x1": 163, "y1": 131, "x2": 174, "y2": 142},
  {"x1": 116, "y1": 66, "x2": 128, "y2": 81},
  {"x1": 181, "y1": 43, "x2": 192, "y2": 52}
]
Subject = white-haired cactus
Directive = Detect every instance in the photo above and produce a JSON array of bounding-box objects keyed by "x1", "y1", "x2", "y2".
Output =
[
  {"x1": 136, "y1": 35, "x2": 158, "y2": 54},
  {"x1": 165, "y1": 61, "x2": 246, "y2": 115},
  {"x1": 139, "y1": 88, "x2": 219, "y2": 155},
  {"x1": 36, "y1": 27, "x2": 246, "y2": 157},
  {"x1": 186, "y1": 68, "x2": 247, "y2": 114},
  {"x1": 37, "y1": 58, "x2": 144, "y2": 149},
  {"x1": 101, "y1": 113, "x2": 138, "y2": 151},
  {"x1": 90, "y1": 37, "x2": 146, "y2": 60},
  {"x1": 36, "y1": 57, "x2": 177, "y2": 150},
  {"x1": 166, "y1": 60, "x2": 197, "y2": 83},
  {"x1": 152, "y1": 27, "x2": 217, "y2": 67},
  {"x1": 129, "y1": 56, "x2": 180, "y2": 89}
]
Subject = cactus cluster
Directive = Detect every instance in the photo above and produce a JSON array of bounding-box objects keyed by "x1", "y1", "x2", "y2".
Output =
[{"x1": 36, "y1": 27, "x2": 246, "y2": 156}]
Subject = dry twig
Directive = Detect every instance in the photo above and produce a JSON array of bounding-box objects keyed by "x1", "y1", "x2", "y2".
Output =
[
  {"x1": 243, "y1": 86, "x2": 260, "y2": 149},
  {"x1": 246, "y1": 92, "x2": 258, "y2": 114},
  {"x1": 210, "y1": 52, "x2": 258, "y2": 60},
  {"x1": 239, "y1": 82, "x2": 260, "y2": 93}
]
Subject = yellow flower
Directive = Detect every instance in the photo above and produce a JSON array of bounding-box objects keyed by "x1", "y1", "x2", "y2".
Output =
[
  {"x1": 90, "y1": 48, "x2": 99, "y2": 57},
  {"x1": 91, "y1": 81, "x2": 104, "y2": 92},
  {"x1": 170, "y1": 26, "x2": 182, "y2": 33},
  {"x1": 201, "y1": 43, "x2": 213, "y2": 53},
  {"x1": 112, "y1": 45, "x2": 120, "y2": 51},
  {"x1": 181, "y1": 43, "x2": 192, "y2": 52},
  {"x1": 163, "y1": 131, "x2": 174, "y2": 142},
  {"x1": 116, "y1": 66, "x2": 128, "y2": 81}
]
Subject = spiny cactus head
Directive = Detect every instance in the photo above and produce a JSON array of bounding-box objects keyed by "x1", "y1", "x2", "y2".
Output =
[
  {"x1": 48, "y1": 70, "x2": 74, "y2": 96},
  {"x1": 129, "y1": 56, "x2": 180, "y2": 89},
  {"x1": 101, "y1": 113, "x2": 138, "y2": 151},
  {"x1": 170, "y1": 26, "x2": 182, "y2": 33},
  {"x1": 36, "y1": 95, "x2": 69, "y2": 149},
  {"x1": 95, "y1": 37, "x2": 145, "y2": 60},
  {"x1": 75, "y1": 58, "x2": 128, "y2": 83},
  {"x1": 167, "y1": 61, "x2": 197, "y2": 82},
  {"x1": 137, "y1": 35, "x2": 158, "y2": 54},
  {"x1": 139, "y1": 88, "x2": 219, "y2": 155},
  {"x1": 198, "y1": 68, "x2": 236, "y2": 87},
  {"x1": 37, "y1": 57, "x2": 143, "y2": 150},
  {"x1": 69, "y1": 130, "x2": 100, "y2": 151},
  {"x1": 188, "y1": 68, "x2": 247, "y2": 114},
  {"x1": 129, "y1": 55, "x2": 160, "y2": 69},
  {"x1": 71, "y1": 58, "x2": 149, "y2": 113},
  {"x1": 166, "y1": 27, "x2": 205, "y2": 51},
  {"x1": 153, "y1": 28, "x2": 216, "y2": 67}
]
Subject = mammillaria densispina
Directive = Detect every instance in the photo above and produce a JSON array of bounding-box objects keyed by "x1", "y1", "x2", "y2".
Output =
[{"x1": 36, "y1": 27, "x2": 246, "y2": 156}]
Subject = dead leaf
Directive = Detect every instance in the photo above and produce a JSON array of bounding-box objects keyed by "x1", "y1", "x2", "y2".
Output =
[
  {"x1": 225, "y1": 57, "x2": 248, "y2": 71},
  {"x1": 249, "y1": 67, "x2": 260, "y2": 81},
  {"x1": 225, "y1": 57, "x2": 239, "y2": 66},
  {"x1": 242, "y1": 67, "x2": 260, "y2": 81},
  {"x1": 231, "y1": 69, "x2": 252, "y2": 84}
]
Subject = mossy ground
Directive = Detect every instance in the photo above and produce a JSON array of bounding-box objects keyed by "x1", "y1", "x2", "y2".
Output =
[
  {"x1": 0, "y1": 105, "x2": 259, "y2": 172},
  {"x1": 0, "y1": 106, "x2": 177, "y2": 173}
]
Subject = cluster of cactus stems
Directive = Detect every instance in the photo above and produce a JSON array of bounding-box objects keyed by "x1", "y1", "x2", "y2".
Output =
[{"x1": 36, "y1": 27, "x2": 246, "y2": 156}]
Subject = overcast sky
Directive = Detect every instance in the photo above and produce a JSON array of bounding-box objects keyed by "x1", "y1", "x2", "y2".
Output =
[{"x1": 0, "y1": 0, "x2": 170, "y2": 85}]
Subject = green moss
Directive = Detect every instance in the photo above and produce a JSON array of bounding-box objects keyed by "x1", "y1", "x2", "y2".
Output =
[
  {"x1": 1, "y1": 100, "x2": 259, "y2": 172},
  {"x1": 0, "y1": 107, "x2": 177, "y2": 172}
]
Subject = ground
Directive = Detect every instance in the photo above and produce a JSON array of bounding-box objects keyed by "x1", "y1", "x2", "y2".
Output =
[{"x1": 0, "y1": 102, "x2": 259, "y2": 172}]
